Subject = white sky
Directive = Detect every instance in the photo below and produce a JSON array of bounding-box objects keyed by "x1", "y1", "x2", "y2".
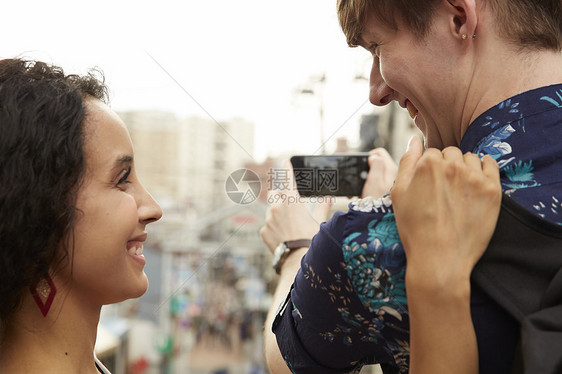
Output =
[{"x1": 2, "y1": 0, "x2": 375, "y2": 162}]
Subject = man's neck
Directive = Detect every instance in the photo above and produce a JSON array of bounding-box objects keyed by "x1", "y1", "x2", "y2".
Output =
[{"x1": 461, "y1": 43, "x2": 562, "y2": 140}]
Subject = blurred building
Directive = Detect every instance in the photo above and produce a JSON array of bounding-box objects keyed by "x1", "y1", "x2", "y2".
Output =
[
  {"x1": 105, "y1": 110, "x2": 271, "y2": 373},
  {"x1": 98, "y1": 102, "x2": 420, "y2": 373},
  {"x1": 120, "y1": 111, "x2": 255, "y2": 214},
  {"x1": 358, "y1": 102, "x2": 421, "y2": 159}
]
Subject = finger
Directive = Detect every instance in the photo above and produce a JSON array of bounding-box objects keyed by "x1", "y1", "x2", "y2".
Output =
[
  {"x1": 368, "y1": 152, "x2": 386, "y2": 168},
  {"x1": 369, "y1": 147, "x2": 392, "y2": 158},
  {"x1": 463, "y1": 152, "x2": 482, "y2": 171},
  {"x1": 481, "y1": 155, "x2": 500, "y2": 182},
  {"x1": 442, "y1": 146, "x2": 463, "y2": 161},
  {"x1": 271, "y1": 159, "x2": 299, "y2": 198},
  {"x1": 363, "y1": 149, "x2": 397, "y2": 198},
  {"x1": 368, "y1": 148, "x2": 396, "y2": 171},
  {"x1": 394, "y1": 135, "x2": 424, "y2": 188}
]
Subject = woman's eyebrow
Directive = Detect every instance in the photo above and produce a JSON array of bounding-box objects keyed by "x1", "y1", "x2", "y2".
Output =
[
  {"x1": 110, "y1": 155, "x2": 133, "y2": 175},
  {"x1": 113, "y1": 155, "x2": 133, "y2": 167}
]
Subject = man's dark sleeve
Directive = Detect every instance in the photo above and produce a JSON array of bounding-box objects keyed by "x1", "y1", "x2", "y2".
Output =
[{"x1": 272, "y1": 211, "x2": 398, "y2": 373}]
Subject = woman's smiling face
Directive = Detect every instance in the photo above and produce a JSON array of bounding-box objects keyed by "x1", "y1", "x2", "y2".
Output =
[{"x1": 66, "y1": 98, "x2": 162, "y2": 306}]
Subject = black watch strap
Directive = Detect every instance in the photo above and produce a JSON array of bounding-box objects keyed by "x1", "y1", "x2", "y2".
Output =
[{"x1": 285, "y1": 239, "x2": 312, "y2": 250}]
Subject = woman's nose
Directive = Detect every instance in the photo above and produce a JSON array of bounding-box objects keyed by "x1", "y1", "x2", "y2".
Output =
[{"x1": 138, "y1": 185, "x2": 163, "y2": 225}]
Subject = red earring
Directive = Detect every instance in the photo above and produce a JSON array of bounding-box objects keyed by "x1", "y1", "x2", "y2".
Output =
[{"x1": 30, "y1": 275, "x2": 57, "y2": 317}]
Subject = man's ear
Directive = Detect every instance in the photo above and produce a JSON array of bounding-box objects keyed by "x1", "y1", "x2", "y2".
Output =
[{"x1": 446, "y1": 0, "x2": 477, "y2": 40}]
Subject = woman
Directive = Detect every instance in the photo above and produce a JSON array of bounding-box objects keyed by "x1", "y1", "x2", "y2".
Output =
[
  {"x1": 261, "y1": 0, "x2": 562, "y2": 373},
  {"x1": 0, "y1": 58, "x2": 162, "y2": 373}
]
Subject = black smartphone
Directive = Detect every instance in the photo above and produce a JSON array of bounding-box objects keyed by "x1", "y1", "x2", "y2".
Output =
[{"x1": 290, "y1": 154, "x2": 370, "y2": 197}]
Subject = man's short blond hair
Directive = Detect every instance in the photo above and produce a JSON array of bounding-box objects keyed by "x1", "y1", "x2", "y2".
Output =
[{"x1": 337, "y1": 0, "x2": 562, "y2": 51}]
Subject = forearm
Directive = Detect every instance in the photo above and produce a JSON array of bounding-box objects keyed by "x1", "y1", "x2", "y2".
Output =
[
  {"x1": 407, "y1": 272, "x2": 478, "y2": 374},
  {"x1": 390, "y1": 142, "x2": 500, "y2": 374},
  {"x1": 264, "y1": 247, "x2": 308, "y2": 374}
]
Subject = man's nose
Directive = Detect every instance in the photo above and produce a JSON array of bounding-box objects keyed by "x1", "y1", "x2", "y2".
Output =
[{"x1": 369, "y1": 59, "x2": 393, "y2": 106}]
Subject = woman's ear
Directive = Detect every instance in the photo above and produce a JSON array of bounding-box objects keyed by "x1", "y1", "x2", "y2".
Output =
[{"x1": 446, "y1": 0, "x2": 477, "y2": 41}]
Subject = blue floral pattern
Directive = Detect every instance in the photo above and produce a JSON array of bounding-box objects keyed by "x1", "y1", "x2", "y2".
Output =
[{"x1": 275, "y1": 85, "x2": 562, "y2": 373}]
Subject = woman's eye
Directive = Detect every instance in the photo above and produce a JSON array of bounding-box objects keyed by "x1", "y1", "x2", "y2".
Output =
[{"x1": 117, "y1": 167, "x2": 132, "y2": 186}]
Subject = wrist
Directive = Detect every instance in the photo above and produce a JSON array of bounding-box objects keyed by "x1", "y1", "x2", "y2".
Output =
[
  {"x1": 278, "y1": 247, "x2": 308, "y2": 276},
  {"x1": 272, "y1": 239, "x2": 312, "y2": 274},
  {"x1": 405, "y1": 266, "x2": 472, "y2": 303}
]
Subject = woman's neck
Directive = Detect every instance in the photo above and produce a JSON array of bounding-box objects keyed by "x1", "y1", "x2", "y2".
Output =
[{"x1": 0, "y1": 285, "x2": 102, "y2": 373}]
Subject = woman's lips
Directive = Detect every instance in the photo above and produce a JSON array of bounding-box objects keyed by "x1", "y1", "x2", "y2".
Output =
[{"x1": 126, "y1": 240, "x2": 146, "y2": 266}]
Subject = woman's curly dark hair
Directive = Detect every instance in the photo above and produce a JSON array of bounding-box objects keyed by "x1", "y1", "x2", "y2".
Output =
[{"x1": 0, "y1": 58, "x2": 108, "y2": 323}]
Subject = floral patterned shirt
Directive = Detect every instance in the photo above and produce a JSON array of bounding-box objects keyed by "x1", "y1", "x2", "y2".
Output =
[{"x1": 272, "y1": 85, "x2": 562, "y2": 373}]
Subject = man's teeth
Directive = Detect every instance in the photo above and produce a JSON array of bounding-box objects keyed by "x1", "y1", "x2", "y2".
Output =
[
  {"x1": 127, "y1": 244, "x2": 143, "y2": 256},
  {"x1": 407, "y1": 105, "x2": 418, "y2": 119}
]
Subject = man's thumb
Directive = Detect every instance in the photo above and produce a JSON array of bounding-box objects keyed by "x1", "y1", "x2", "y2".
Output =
[{"x1": 395, "y1": 136, "x2": 423, "y2": 186}]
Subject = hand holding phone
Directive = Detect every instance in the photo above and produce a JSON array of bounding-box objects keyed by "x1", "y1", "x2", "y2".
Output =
[{"x1": 362, "y1": 148, "x2": 398, "y2": 198}]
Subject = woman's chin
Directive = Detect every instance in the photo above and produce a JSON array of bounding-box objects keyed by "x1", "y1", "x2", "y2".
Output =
[
  {"x1": 117, "y1": 275, "x2": 149, "y2": 302},
  {"x1": 132, "y1": 276, "x2": 149, "y2": 299}
]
